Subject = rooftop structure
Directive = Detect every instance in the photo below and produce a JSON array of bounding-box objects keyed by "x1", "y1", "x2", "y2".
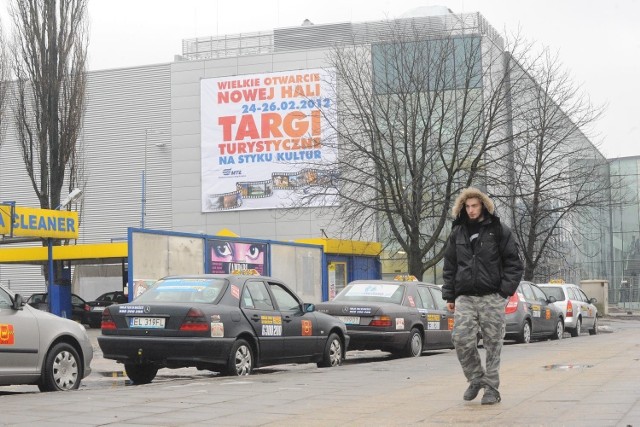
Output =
[{"x1": 181, "y1": 12, "x2": 503, "y2": 61}]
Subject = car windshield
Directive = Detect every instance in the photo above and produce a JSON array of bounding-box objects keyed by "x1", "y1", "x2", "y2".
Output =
[
  {"x1": 333, "y1": 283, "x2": 404, "y2": 304},
  {"x1": 134, "y1": 278, "x2": 227, "y2": 303},
  {"x1": 540, "y1": 287, "x2": 565, "y2": 301}
]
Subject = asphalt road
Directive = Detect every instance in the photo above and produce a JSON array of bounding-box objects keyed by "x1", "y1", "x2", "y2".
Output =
[{"x1": 1, "y1": 316, "x2": 639, "y2": 426}]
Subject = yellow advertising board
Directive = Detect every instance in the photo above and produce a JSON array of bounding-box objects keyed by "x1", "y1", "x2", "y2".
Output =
[{"x1": 0, "y1": 205, "x2": 79, "y2": 239}]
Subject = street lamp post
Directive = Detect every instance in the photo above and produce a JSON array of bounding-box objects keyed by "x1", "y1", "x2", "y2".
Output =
[{"x1": 141, "y1": 129, "x2": 168, "y2": 229}]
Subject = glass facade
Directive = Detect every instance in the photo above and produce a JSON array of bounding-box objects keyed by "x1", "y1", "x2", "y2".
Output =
[{"x1": 609, "y1": 156, "x2": 640, "y2": 305}]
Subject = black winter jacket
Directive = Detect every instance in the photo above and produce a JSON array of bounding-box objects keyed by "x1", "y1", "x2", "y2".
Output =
[{"x1": 442, "y1": 214, "x2": 523, "y2": 303}]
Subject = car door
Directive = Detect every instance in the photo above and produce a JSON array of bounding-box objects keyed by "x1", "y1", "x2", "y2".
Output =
[
  {"x1": 518, "y1": 282, "x2": 542, "y2": 332},
  {"x1": 267, "y1": 281, "x2": 319, "y2": 359},
  {"x1": 71, "y1": 294, "x2": 87, "y2": 322},
  {"x1": 240, "y1": 280, "x2": 283, "y2": 362},
  {"x1": 0, "y1": 288, "x2": 40, "y2": 377},
  {"x1": 415, "y1": 285, "x2": 448, "y2": 348},
  {"x1": 429, "y1": 286, "x2": 454, "y2": 346},
  {"x1": 530, "y1": 284, "x2": 556, "y2": 333},
  {"x1": 576, "y1": 288, "x2": 597, "y2": 328}
]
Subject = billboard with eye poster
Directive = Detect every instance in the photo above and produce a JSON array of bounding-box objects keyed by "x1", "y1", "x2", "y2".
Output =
[
  {"x1": 209, "y1": 238, "x2": 267, "y2": 275},
  {"x1": 201, "y1": 68, "x2": 338, "y2": 212}
]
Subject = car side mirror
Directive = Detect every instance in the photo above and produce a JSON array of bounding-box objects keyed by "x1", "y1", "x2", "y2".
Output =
[
  {"x1": 590, "y1": 297, "x2": 598, "y2": 304},
  {"x1": 303, "y1": 303, "x2": 315, "y2": 313},
  {"x1": 547, "y1": 295, "x2": 557, "y2": 303},
  {"x1": 12, "y1": 294, "x2": 24, "y2": 310}
]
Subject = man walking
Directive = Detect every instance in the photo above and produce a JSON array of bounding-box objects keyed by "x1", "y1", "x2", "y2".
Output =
[{"x1": 442, "y1": 187, "x2": 523, "y2": 405}]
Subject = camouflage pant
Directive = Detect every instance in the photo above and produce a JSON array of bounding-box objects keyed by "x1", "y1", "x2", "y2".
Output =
[{"x1": 451, "y1": 293, "x2": 506, "y2": 390}]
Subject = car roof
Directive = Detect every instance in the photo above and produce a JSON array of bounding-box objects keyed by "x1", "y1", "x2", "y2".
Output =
[
  {"x1": 537, "y1": 283, "x2": 577, "y2": 287},
  {"x1": 159, "y1": 274, "x2": 276, "y2": 281},
  {"x1": 347, "y1": 279, "x2": 438, "y2": 287}
]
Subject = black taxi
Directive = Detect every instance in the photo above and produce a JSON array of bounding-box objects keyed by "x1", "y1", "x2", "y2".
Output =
[
  {"x1": 98, "y1": 271, "x2": 348, "y2": 383},
  {"x1": 316, "y1": 276, "x2": 453, "y2": 357}
]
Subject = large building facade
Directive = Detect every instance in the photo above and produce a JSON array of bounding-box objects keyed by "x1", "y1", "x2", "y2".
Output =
[
  {"x1": 0, "y1": 9, "x2": 617, "y2": 299},
  {"x1": 609, "y1": 156, "x2": 640, "y2": 305}
]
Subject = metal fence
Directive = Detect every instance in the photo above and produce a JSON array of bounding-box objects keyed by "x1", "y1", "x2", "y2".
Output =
[{"x1": 610, "y1": 279, "x2": 640, "y2": 310}]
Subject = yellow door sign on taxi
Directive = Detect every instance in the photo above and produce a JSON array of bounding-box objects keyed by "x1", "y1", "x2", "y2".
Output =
[
  {"x1": 532, "y1": 305, "x2": 541, "y2": 317},
  {"x1": 261, "y1": 315, "x2": 282, "y2": 336},
  {"x1": 0, "y1": 324, "x2": 14, "y2": 345},
  {"x1": 301, "y1": 319, "x2": 313, "y2": 336}
]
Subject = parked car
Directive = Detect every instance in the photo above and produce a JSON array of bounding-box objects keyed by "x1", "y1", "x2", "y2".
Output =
[
  {"x1": 504, "y1": 281, "x2": 565, "y2": 343},
  {"x1": 0, "y1": 285, "x2": 93, "y2": 391},
  {"x1": 26, "y1": 292, "x2": 90, "y2": 325},
  {"x1": 98, "y1": 272, "x2": 349, "y2": 384},
  {"x1": 86, "y1": 291, "x2": 128, "y2": 328},
  {"x1": 315, "y1": 276, "x2": 454, "y2": 357},
  {"x1": 537, "y1": 282, "x2": 598, "y2": 337}
]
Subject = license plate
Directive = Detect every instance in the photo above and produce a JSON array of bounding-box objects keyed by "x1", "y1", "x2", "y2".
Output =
[
  {"x1": 92, "y1": 306, "x2": 106, "y2": 312},
  {"x1": 338, "y1": 316, "x2": 360, "y2": 325},
  {"x1": 130, "y1": 317, "x2": 166, "y2": 328}
]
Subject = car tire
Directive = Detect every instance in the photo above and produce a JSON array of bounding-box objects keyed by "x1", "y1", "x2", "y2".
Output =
[
  {"x1": 588, "y1": 316, "x2": 598, "y2": 335},
  {"x1": 550, "y1": 319, "x2": 564, "y2": 340},
  {"x1": 124, "y1": 363, "x2": 158, "y2": 384},
  {"x1": 38, "y1": 342, "x2": 82, "y2": 392},
  {"x1": 516, "y1": 321, "x2": 531, "y2": 344},
  {"x1": 223, "y1": 339, "x2": 253, "y2": 376},
  {"x1": 404, "y1": 328, "x2": 423, "y2": 357},
  {"x1": 570, "y1": 318, "x2": 582, "y2": 337},
  {"x1": 317, "y1": 333, "x2": 342, "y2": 368}
]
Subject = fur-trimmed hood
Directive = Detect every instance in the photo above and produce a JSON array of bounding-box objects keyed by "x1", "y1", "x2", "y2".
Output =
[{"x1": 451, "y1": 187, "x2": 495, "y2": 220}]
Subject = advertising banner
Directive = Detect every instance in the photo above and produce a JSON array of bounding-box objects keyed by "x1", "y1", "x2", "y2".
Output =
[
  {"x1": 209, "y1": 239, "x2": 267, "y2": 275},
  {"x1": 201, "y1": 68, "x2": 337, "y2": 212},
  {"x1": 0, "y1": 205, "x2": 79, "y2": 239}
]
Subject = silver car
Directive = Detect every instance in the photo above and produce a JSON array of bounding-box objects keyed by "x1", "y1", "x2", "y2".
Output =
[
  {"x1": 0, "y1": 285, "x2": 93, "y2": 391},
  {"x1": 537, "y1": 282, "x2": 598, "y2": 337}
]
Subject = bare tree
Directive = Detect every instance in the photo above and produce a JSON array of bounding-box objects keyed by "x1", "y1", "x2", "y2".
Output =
[
  {"x1": 290, "y1": 15, "x2": 533, "y2": 278},
  {"x1": 493, "y1": 48, "x2": 612, "y2": 282},
  {"x1": 9, "y1": 0, "x2": 88, "y2": 211},
  {"x1": 0, "y1": 20, "x2": 10, "y2": 150}
]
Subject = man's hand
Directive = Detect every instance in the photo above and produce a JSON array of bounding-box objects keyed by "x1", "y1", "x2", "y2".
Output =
[{"x1": 446, "y1": 302, "x2": 455, "y2": 312}]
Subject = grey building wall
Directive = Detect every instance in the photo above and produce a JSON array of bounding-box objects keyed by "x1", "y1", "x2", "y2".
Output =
[{"x1": 0, "y1": 63, "x2": 172, "y2": 296}]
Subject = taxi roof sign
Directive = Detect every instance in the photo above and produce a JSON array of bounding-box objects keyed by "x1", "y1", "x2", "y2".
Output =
[
  {"x1": 231, "y1": 269, "x2": 260, "y2": 276},
  {"x1": 549, "y1": 279, "x2": 565, "y2": 284},
  {"x1": 394, "y1": 274, "x2": 418, "y2": 282}
]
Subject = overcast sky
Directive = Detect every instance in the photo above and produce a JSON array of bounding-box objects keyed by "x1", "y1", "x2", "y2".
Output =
[{"x1": 9, "y1": 0, "x2": 640, "y2": 159}]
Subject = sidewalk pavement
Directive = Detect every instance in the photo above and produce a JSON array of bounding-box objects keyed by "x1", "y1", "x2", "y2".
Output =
[{"x1": 1, "y1": 316, "x2": 639, "y2": 426}]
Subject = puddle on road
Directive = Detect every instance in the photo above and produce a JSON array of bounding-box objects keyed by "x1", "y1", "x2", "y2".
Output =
[
  {"x1": 98, "y1": 371, "x2": 127, "y2": 378},
  {"x1": 543, "y1": 364, "x2": 593, "y2": 371}
]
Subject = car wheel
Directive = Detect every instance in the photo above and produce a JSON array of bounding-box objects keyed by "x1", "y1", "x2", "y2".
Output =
[
  {"x1": 550, "y1": 319, "x2": 564, "y2": 340},
  {"x1": 124, "y1": 363, "x2": 158, "y2": 384},
  {"x1": 404, "y1": 328, "x2": 423, "y2": 357},
  {"x1": 570, "y1": 318, "x2": 582, "y2": 337},
  {"x1": 317, "y1": 333, "x2": 342, "y2": 368},
  {"x1": 516, "y1": 321, "x2": 531, "y2": 344},
  {"x1": 38, "y1": 343, "x2": 82, "y2": 392},
  {"x1": 223, "y1": 339, "x2": 253, "y2": 376},
  {"x1": 589, "y1": 316, "x2": 598, "y2": 335}
]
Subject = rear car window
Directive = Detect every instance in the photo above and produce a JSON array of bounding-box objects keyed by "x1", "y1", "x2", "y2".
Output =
[
  {"x1": 520, "y1": 283, "x2": 535, "y2": 300},
  {"x1": 334, "y1": 283, "x2": 404, "y2": 304},
  {"x1": 540, "y1": 286, "x2": 565, "y2": 301},
  {"x1": 135, "y1": 278, "x2": 227, "y2": 303}
]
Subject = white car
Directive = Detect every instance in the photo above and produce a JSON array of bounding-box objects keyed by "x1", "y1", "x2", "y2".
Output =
[
  {"x1": 0, "y1": 285, "x2": 93, "y2": 391},
  {"x1": 537, "y1": 282, "x2": 598, "y2": 337}
]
